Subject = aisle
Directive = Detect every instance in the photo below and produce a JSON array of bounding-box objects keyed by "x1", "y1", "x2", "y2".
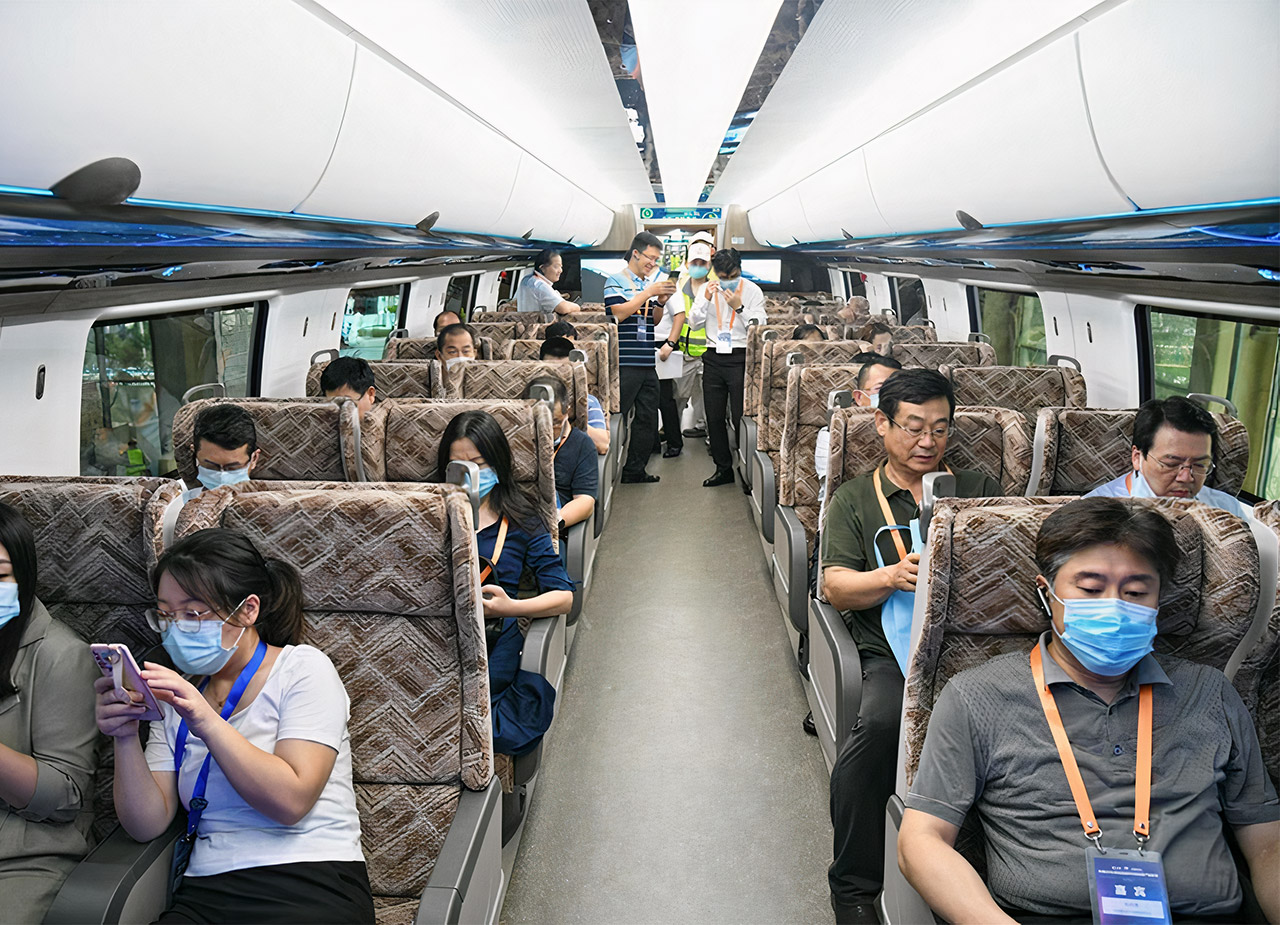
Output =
[{"x1": 501, "y1": 445, "x2": 834, "y2": 924}]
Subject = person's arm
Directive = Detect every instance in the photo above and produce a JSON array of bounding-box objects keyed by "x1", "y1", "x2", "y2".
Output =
[
  {"x1": 607, "y1": 278, "x2": 673, "y2": 320},
  {"x1": 560, "y1": 494, "x2": 595, "y2": 527},
  {"x1": 140, "y1": 663, "x2": 339, "y2": 826},
  {"x1": 482, "y1": 530, "x2": 574, "y2": 618},
  {"x1": 740, "y1": 280, "x2": 768, "y2": 324},
  {"x1": 1235, "y1": 821, "x2": 1280, "y2": 922},
  {"x1": 658, "y1": 310, "x2": 686, "y2": 360},
  {"x1": 819, "y1": 484, "x2": 917, "y2": 610},
  {"x1": 0, "y1": 744, "x2": 37, "y2": 809},
  {"x1": 554, "y1": 299, "x2": 580, "y2": 315},
  {"x1": 97, "y1": 676, "x2": 180, "y2": 841},
  {"x1": 589, "y1": 425, "x2": 610, "y2": 455},
  {"x1": 586, "y1": 396, "x2": 610, "y2": 453},
  {"x1": 899, "y1": 810, "x2": 1017, "y2": 925},
  {"x1": 687, "y1": 290, "x2": 712, "y2": 328}
]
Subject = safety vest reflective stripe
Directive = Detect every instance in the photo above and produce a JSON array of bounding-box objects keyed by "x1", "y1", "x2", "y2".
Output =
[{"x1": 125, "y1": 448, "x2": 147, "y2": 474}]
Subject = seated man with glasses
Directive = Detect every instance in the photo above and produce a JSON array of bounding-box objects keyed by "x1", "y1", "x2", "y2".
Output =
[
  {"x1": 820, "y1": 367, "x2": 1002, "y2": 924},
  {"x1": 1085, "y1": 396, "x2": 1250, "y2": 519}
]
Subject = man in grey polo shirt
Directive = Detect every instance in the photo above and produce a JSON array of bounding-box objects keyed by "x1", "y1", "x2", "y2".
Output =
[{"x1": 898, "y1": 498, "x2": 1278, "y2": 923}]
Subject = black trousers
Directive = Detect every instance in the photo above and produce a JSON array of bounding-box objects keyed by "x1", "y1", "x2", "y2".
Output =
[
  {"x1": 619, "y1": 365, "x2": 659, "y2": 477},
  {"x1": 702, "y1": 349, "x2": 745, "y2": 469},
  {"x1": 159, "y1": 860, "x2": 375, "y2": 924},
  {"x1": 658, "y1": 378, "x2": 682, "y2": 451},
  {"x1": 828, "y1": 655, "x2": 904, "y2": 905}
]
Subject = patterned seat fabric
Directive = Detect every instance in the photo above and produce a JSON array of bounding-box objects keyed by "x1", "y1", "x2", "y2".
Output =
[
  {"x1": 306, "y1": 360, "x2": 438, "y2": 401},
  {"x1": 174, "y1": 486, "x2": 491, "y2": 916},
  {"x1": 885, "y1": 324, "x2": 937, "y2": 344},
  {"x1": 467, "y1": 321, "x2": 528, "y2": 349},
  {"x1": 744, "y1": 324, "x2": 843, "y2": 416},
  {"x1": 444, "y1": 360, "x2": 589, "y2": 437},
  {"x1": 940, "y1": 365, "x2": 1087, "y2": 419},
  {"x1": 384, "y1": 337, "x2": 492, "y2": 361},
  {"x1": 522, "y1": 322, "x2": 620, "y2": 413},
  {"x1": 505, "y1": 338, "x2": 613, "y2": 418},
  {"x1": 1243, "y1": 501, "x2": 1280, "y2": 786},
  {"x1": 891, "y1": 341, "x2": 996, "y2": 369},
  {"x1": 470, "y1": 310, "x2": 545, "y2": 324},
  {"x1": 568, "y1": 311, "x2": 613, "y2": 325},
  {"x1": 757, "y1": 340, "x2": 872, "y2": 456},
  {"x1": 778, "y1": 365, "x2": 868, "y2": 558},
  {"x1": 826, "y1": 405, "x2": 1032, "y2": 500},
  {"x1": 1031, "y1": 408, "x2": 1250, "y2": 496},
  {"x1": 902, "y1": 497, "x2": 1260, "y2": 868},
  {"x1": 173, "y1": 398, "x2": 355, "y2": 483},
  {"x1": 0, "y1": 476, "x2": 184, "y2": 840}
]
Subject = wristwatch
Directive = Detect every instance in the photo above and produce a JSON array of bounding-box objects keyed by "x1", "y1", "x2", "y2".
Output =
[{"x1": 665, "y1": 340, "x2": 679, "y2": 349}]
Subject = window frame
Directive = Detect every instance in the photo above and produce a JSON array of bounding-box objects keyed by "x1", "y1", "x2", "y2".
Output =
[{"x1": 966, "y1": 283, "x2": 1048, "y2": 367}]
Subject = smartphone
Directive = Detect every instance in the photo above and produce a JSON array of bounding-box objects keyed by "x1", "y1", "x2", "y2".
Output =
[{"x1": 91, "y1": 643, "x2": 164, "y2": 722}]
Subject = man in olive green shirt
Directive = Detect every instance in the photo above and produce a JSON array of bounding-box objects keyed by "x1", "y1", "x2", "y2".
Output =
[{"x1": 819, "y1": 368, "x2": 1002, "y2": 923}]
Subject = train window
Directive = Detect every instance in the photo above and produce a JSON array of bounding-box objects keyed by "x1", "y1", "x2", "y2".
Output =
[
  {"x1": 497, "y1": 269, "x2": 518, "y2": 302},
  {"x1": 1147, "y1": 307, "x2": 1280, "y2": 498},
  {"x1": 340, "y1": 284, "x2": 404, "y2": 359},
  {"x1": 970, "y1": 287, "x2": 1047, "y2": 367},
  {"x1": 80, "y1": 302, "x2": 261, "y2": 478},
  {"x1": 444, "y1": 274, "x2": 479, "y2": 317},
  {"x1": 843, "y1": 271, "x2": 865, "y2": 300},
  {"x1": 891, "y1": 277, "x2": 927, "y2": 324}
]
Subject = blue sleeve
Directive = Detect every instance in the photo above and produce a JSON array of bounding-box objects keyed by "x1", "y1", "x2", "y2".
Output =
[
  {"x1": 604, "y1": 272, "x2": 627, "y2": 310},
  {"x1": 524, "y1": 530, "x2": 575, "y2": 593},
  {"x1": 587, "y1": 394, "x2": 606, "y2": 428},
  {"x1": 571, "y1": 438, "x2": 598, "y2": 500}
]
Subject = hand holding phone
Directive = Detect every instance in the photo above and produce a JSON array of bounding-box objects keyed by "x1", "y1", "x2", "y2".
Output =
[{"x1": 91, "y1": 643, "x2": 164, "y2": 723}]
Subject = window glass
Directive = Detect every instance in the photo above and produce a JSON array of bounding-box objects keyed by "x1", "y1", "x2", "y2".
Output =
[
  {"x1": 497, "y1": 269, "x2": 517, "y2": 302},
  {"x1": 1148, "y1": 308, "x2": 1279, "y2": 498},
  {"x1": 892, "y1": 277, "x2": 927, "y2": 324},
  {"x1": 81, "y1": 303, "x2": 260, "y2": 478},
  {"x1": 341, "y1": 285, "x2": 402, "y2": 359},
  {"x1": 843, "y1": 271, "x2": 866, "y2": 300},
  {"x1": 444, "y1": 275, "x2": 477, "y2": 317},
  {"x1": 973, "y1": 287, "x2": 1047, "y2": 367}
]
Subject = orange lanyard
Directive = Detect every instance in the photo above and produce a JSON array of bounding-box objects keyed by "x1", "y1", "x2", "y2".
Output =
[
  {"x1": 871, "y1": 464, "x2": 951, "y2": 562},
  {"x1": 1125, "y1": 471, "x2": 1134, "y2": 494},
  {"x1": 1030, "y1": 645, "x2": 1153, "y2": 845},
  {"x1": 552, "y1": 421, "x2": 569, "y2": 462},
  {"x1": 478, "y1": 517, "x2": 508, "y2": 584}
]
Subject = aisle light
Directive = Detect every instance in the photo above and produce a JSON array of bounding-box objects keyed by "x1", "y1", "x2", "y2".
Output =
[{"x1": 629, "y1": 0, "x2": 781, "y2": 205}]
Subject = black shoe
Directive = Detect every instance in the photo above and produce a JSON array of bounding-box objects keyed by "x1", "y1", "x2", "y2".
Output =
[
  {"x1": 703, "y1": 467, "x2": 734, "y2": 487},
  {"x1": 802, "y1": 711, "x2": 817, "y2": 736},
  {"x1": 682, "y1": 427, "x2": 706, "y2": 438},
  {"x1": 831, "y1": 898, "x2": 880, "y2": 925},
  {"x1": 621, "y1": 472, "x2": 660, "y2": 484},
  {"x1": 662, "y1": 446, "x2": 682, "y2": 458}
]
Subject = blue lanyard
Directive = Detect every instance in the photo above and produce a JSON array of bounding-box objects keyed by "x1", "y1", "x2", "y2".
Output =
[{"x1": 173, "y1": 640, "x2": 268, "y2": 838}]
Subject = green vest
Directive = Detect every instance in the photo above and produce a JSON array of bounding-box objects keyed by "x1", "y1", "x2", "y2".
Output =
[
  {"x1": 675, "y1": 271, "x2": 716, "y2": 358},
  {"x1": 124, "y1": 447, "x2": 148, "y2": 476}
]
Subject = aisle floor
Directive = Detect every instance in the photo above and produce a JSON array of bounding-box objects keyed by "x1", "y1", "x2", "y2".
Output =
[{"x1": 501, "y1": 445, "x2": 834, "y2": 924}]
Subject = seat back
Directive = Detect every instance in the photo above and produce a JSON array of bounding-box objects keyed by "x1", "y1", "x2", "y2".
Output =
[
  {"x1": 504, "y1": 338, "x2": 613, "y2": 418},
  {"x1": 306, "y1": 359, "x2": 439, "y2": 401},
  {"x1": 826, "y1": 405, "x2": 1033, "y2": 499},
  {"x1": 744, "y1": 323, "x2": 843, "y2": 415},
  {"x1": 891, "y1": 341, "x2": 996, "y2": 369},
  {"x1": 383, "y1": 337, "x2": 493, "y2": 362},
  {"x1": 174, "y1": 485, "x2": 491, "y2": 915},
  {"x1": 777, "y1": 365, "x2": 868, "y2": 558},
  {"x1": 173, "y1": 398, "x2": 357, "y2": 483},
  {"x1": 940, "y1": 364, "x2": 1087, "y2": 419},
  {"x1": 470, "y1": 310, "x2": 544, "y2": 324},
  {"x1": 522, "y1": 322, "x2": 620, "y2": 413},
  {"x1": 353, "y1": 399, "x2": 557, "y2": 532},
  {"x1": 467, "y1": 321, "x2": 529, "y2": 350},
  {"x1": 1030, "y1": 408, "x2": 1250, "y2": 496},
  {"x1": 885, "y1": 324, "x2": 937, "y2": 344},
  {"x1": 0, "y1": 475, "x2": 184, "y2": 839},
  {"x1": 444, "y1": 360, "x2": 589, "y2": 435},
  {"x1": 757, "y1": 339, "x2": 871, "y2": 454},
  {"x1": 1243, "y1": 500, "x2": 1280, "y2": 786}
]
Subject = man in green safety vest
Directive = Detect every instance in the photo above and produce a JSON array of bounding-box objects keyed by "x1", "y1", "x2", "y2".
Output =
[
  {"x1": 672, "y1": 234, "x2": 716, "y2": 438},
  {"x1": 120, "y1": 438, "x2": 149, "y2": 476}
]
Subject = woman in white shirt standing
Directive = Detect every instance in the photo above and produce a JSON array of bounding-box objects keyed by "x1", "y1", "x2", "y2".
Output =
[
  {"x1": 516, "y1": 249, "x2": 580, "y2": 321},
  {"x1": 95, "y1": 529, "x2": 373, "y2": 924}
]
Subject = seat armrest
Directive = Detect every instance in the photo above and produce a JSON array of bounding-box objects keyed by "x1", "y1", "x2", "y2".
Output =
[
  {"x1": 565, "y1": 516, "x2": 593, "y2": 626},
  {"x1": 810, "y1": 597, "x2": 864, "y2": 767},
  {"x1": 45, "y1": 816, "x2": 185, "y2": 925},
  {"x1": 416, "y1": 779, "x2": 503, "y2": 925},
  {"x1": 751, "y1": 450, "x2": 777, "y2": 543},
  {"x1": 738, "y1": 416, "x2": 757, "y2": 484},
  {"x1": 775, "y1": 505, "x2": 809, "y2": 635},
  {"x1": 521, "y1": 616, "x2": 565, "y2": 689},
  {"x1": 879, "y1": 794, "x2": 940, "y2": 925}
]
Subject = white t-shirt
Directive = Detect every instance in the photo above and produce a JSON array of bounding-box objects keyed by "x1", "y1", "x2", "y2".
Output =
[
  {"x1": 516, "y1": 273, "x2": 563, "y2": 321},
  {"x1": 144, "y1": 644, "x2": 365, "y2": 877}
]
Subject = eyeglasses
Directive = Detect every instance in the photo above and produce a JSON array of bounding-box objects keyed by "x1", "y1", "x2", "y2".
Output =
[
  {"x1": 1147, "y1": 456, "x2": 1214, "y2": 476},
  {"x1": 888, "y1": 418, "x2": 951, "y2": 441},
  {"x1": 145, "y1": 598, "x2": 247, "y2": 634}
]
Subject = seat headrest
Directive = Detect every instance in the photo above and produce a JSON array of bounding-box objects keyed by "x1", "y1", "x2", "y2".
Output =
[
  {"x1": 942, "y1": 365, "x2": 1088, "y2": 416},
  {"x1": 892, "y1": 342, "x2": 996, "y2": 369}
]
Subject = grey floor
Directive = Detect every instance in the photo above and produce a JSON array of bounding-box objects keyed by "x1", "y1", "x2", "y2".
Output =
[{"x1": 501, "y1": 443, "x2": 834, "y2": 925}]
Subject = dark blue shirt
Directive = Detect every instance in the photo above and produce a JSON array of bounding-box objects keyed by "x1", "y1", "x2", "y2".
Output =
[
  {"x1": 553, "y1": 427, "x2": 599, "y2": 509},
  {"x1": 476, "y1": 517, "x2": 574, "y2": 597}
]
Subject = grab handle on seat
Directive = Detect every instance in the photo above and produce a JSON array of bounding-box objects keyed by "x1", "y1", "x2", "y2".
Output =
[
  {"x1": 968, "y1": 332, "x2": 991, "y2": 344},
  {"x1": 786, "y1": 352, "x2": 805, "y2": 367},
  {"x1": 827, "y1": 389, "x2": 853, "y2": 425},
  {"x1": 310, "y1": 348, "x2": 339, "y2": 367},
  {"x1": 1047, "y1": 354, "x2": 1082, "y2": 373},
  {"x1": 446, "y1": 460, "x2": 481, "y2": 529},
  {"x1": 1187, "y1": 392, "x2": 1238, "y2": 417},
  {"x1": 880, "y1": 309, "x2": 898, "y2": 324},
  {"x1": 569, "y1": 349, "x2": 587, "y2": 364},
  {"x1": 181, "y1": 382, "x2": 226, "y2": 405},
  {"x1": 920, "y1": 471, "x2": 956, "y2": 541}
]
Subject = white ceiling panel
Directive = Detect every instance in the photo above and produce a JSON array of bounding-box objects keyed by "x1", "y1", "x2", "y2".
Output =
[
  {"x1": 307, "y1": 0, "x2": 653, "y2": 208},
  {"x1": 629, "y1": 0, "x2": 781, "y2": 205},
  {"x1": 710, "y1": 0, "x2": 1110, "y2": 209}
]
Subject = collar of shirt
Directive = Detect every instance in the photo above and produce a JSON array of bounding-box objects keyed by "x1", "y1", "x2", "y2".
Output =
[{"x1": 1036, "y1": 631, "x2": 1172, "y2": 699}]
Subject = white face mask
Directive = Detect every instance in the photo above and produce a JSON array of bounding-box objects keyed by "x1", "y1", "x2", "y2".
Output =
[{"x1": 445, "y1": 356, "x2": 472, "y2": 372}]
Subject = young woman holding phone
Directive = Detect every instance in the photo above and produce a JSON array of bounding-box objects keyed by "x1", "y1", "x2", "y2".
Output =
[{"x1": 95, "y1": 528, "x2": 373, "y2": 924}]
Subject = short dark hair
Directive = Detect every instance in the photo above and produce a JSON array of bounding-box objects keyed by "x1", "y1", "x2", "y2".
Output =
[
  {"x1": 192, "y1": 404, "x2": 257, "y2": 455},
  {"x1": 877, "y1": 367, "x2": 954, "y2": 422},
  {"x1": 1035, "y1": 497, "x2": 1182, "y2": 591},
  {"x1": 539, "y1": 336, "x2": 574, "y2": 360},
  {"x1": 0, "y1": 502, "x2": 38, "y2": 697},
  {"x1": 154, "y1": 528, "x2": 305, "y2": 647},
  {"x1": 790, "y1": 323, "x2": 826, "y2": 341},
  {"x1": 436, "y1": 322, "x2": 477, "y2": 356},
  {"x1": 544, "y1": 321, "x2": 577, "y2": 340},
  {"x1": 627, "y1": 231, "x2": 663, "y2": 263},
  {"x1": 434, "y1": 410, "x2": 540, "y2": 531},
  {"x1": 853, "y1": 352, "x2": 903, "y2": 389},
  {"x1": 711, "y1": 247, "x2": 742, "y2": 277},
  {"x1": 433, "y1": 311, "x2": 462, "y2": 333},
  {"x1": 524, "y1": 374, "x2": 568, "y2": 411},
  {"x1": 319, "y1": 356, "x2": 375, "y2": 397},
  {"x1": 533, "y1": 249, "x2": 561, "y2": 274},
  {"x1": 1133, "y1": 396, "x2": 1219, "y2": 461}
]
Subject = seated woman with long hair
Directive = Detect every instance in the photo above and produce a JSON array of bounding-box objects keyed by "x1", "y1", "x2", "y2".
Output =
[
  {"x1": 0, "y1": 502, "x2": 98, "y2": 924},
  {"x1": 435, "y1": 410, "x2": 573, "y2": 756},
  {"x1": 95, "y1": 528, "x2": 374, "y2": 924}
]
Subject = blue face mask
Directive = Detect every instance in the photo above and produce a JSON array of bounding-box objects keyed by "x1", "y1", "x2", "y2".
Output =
[
  {"x1": 720, "y1": 278, "x2": 740, "y2": 292},
  {"x1": 688, "y1": 265, "x2": 709, "y2": 280},
  {"x1": 0, "y1": 582, "x2": 20, "y2": 630},
  {"x1": 1039, "y1": 586, "x2": 1158, "y2": 676},
  {"x1": 162, "y1": 619, "x2": 245, "y2": 676},
  {"x1": 197, "y1": 464, "x2": 251, "y2": 492},
  {"x1": 474, "y1": 466, "x2": 499, "y2": 500}
]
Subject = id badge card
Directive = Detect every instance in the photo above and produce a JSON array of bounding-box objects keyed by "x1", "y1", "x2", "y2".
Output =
[
  {"x1": 637, "y1": 313, "x2": 648, "y2": 337},
  {"x1": 716, "y1": 330, "x2": 733, "y2": 354},
  {"x1": 1086, "y1": 846, "x2": 1172, "y2": 925}
]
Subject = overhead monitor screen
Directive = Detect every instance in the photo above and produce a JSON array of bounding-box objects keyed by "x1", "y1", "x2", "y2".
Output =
[
  {"x1": 740, "y1": 259, "x2": 781, "y2": 285},
  {"x1": 580, "y1": 258, "x2": 625, "y2": 279}
]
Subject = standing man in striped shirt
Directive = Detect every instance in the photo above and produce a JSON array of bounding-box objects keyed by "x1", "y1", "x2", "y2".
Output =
[{"x1": 605, "y1": 231, "x2": 677, "y2": 483}]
